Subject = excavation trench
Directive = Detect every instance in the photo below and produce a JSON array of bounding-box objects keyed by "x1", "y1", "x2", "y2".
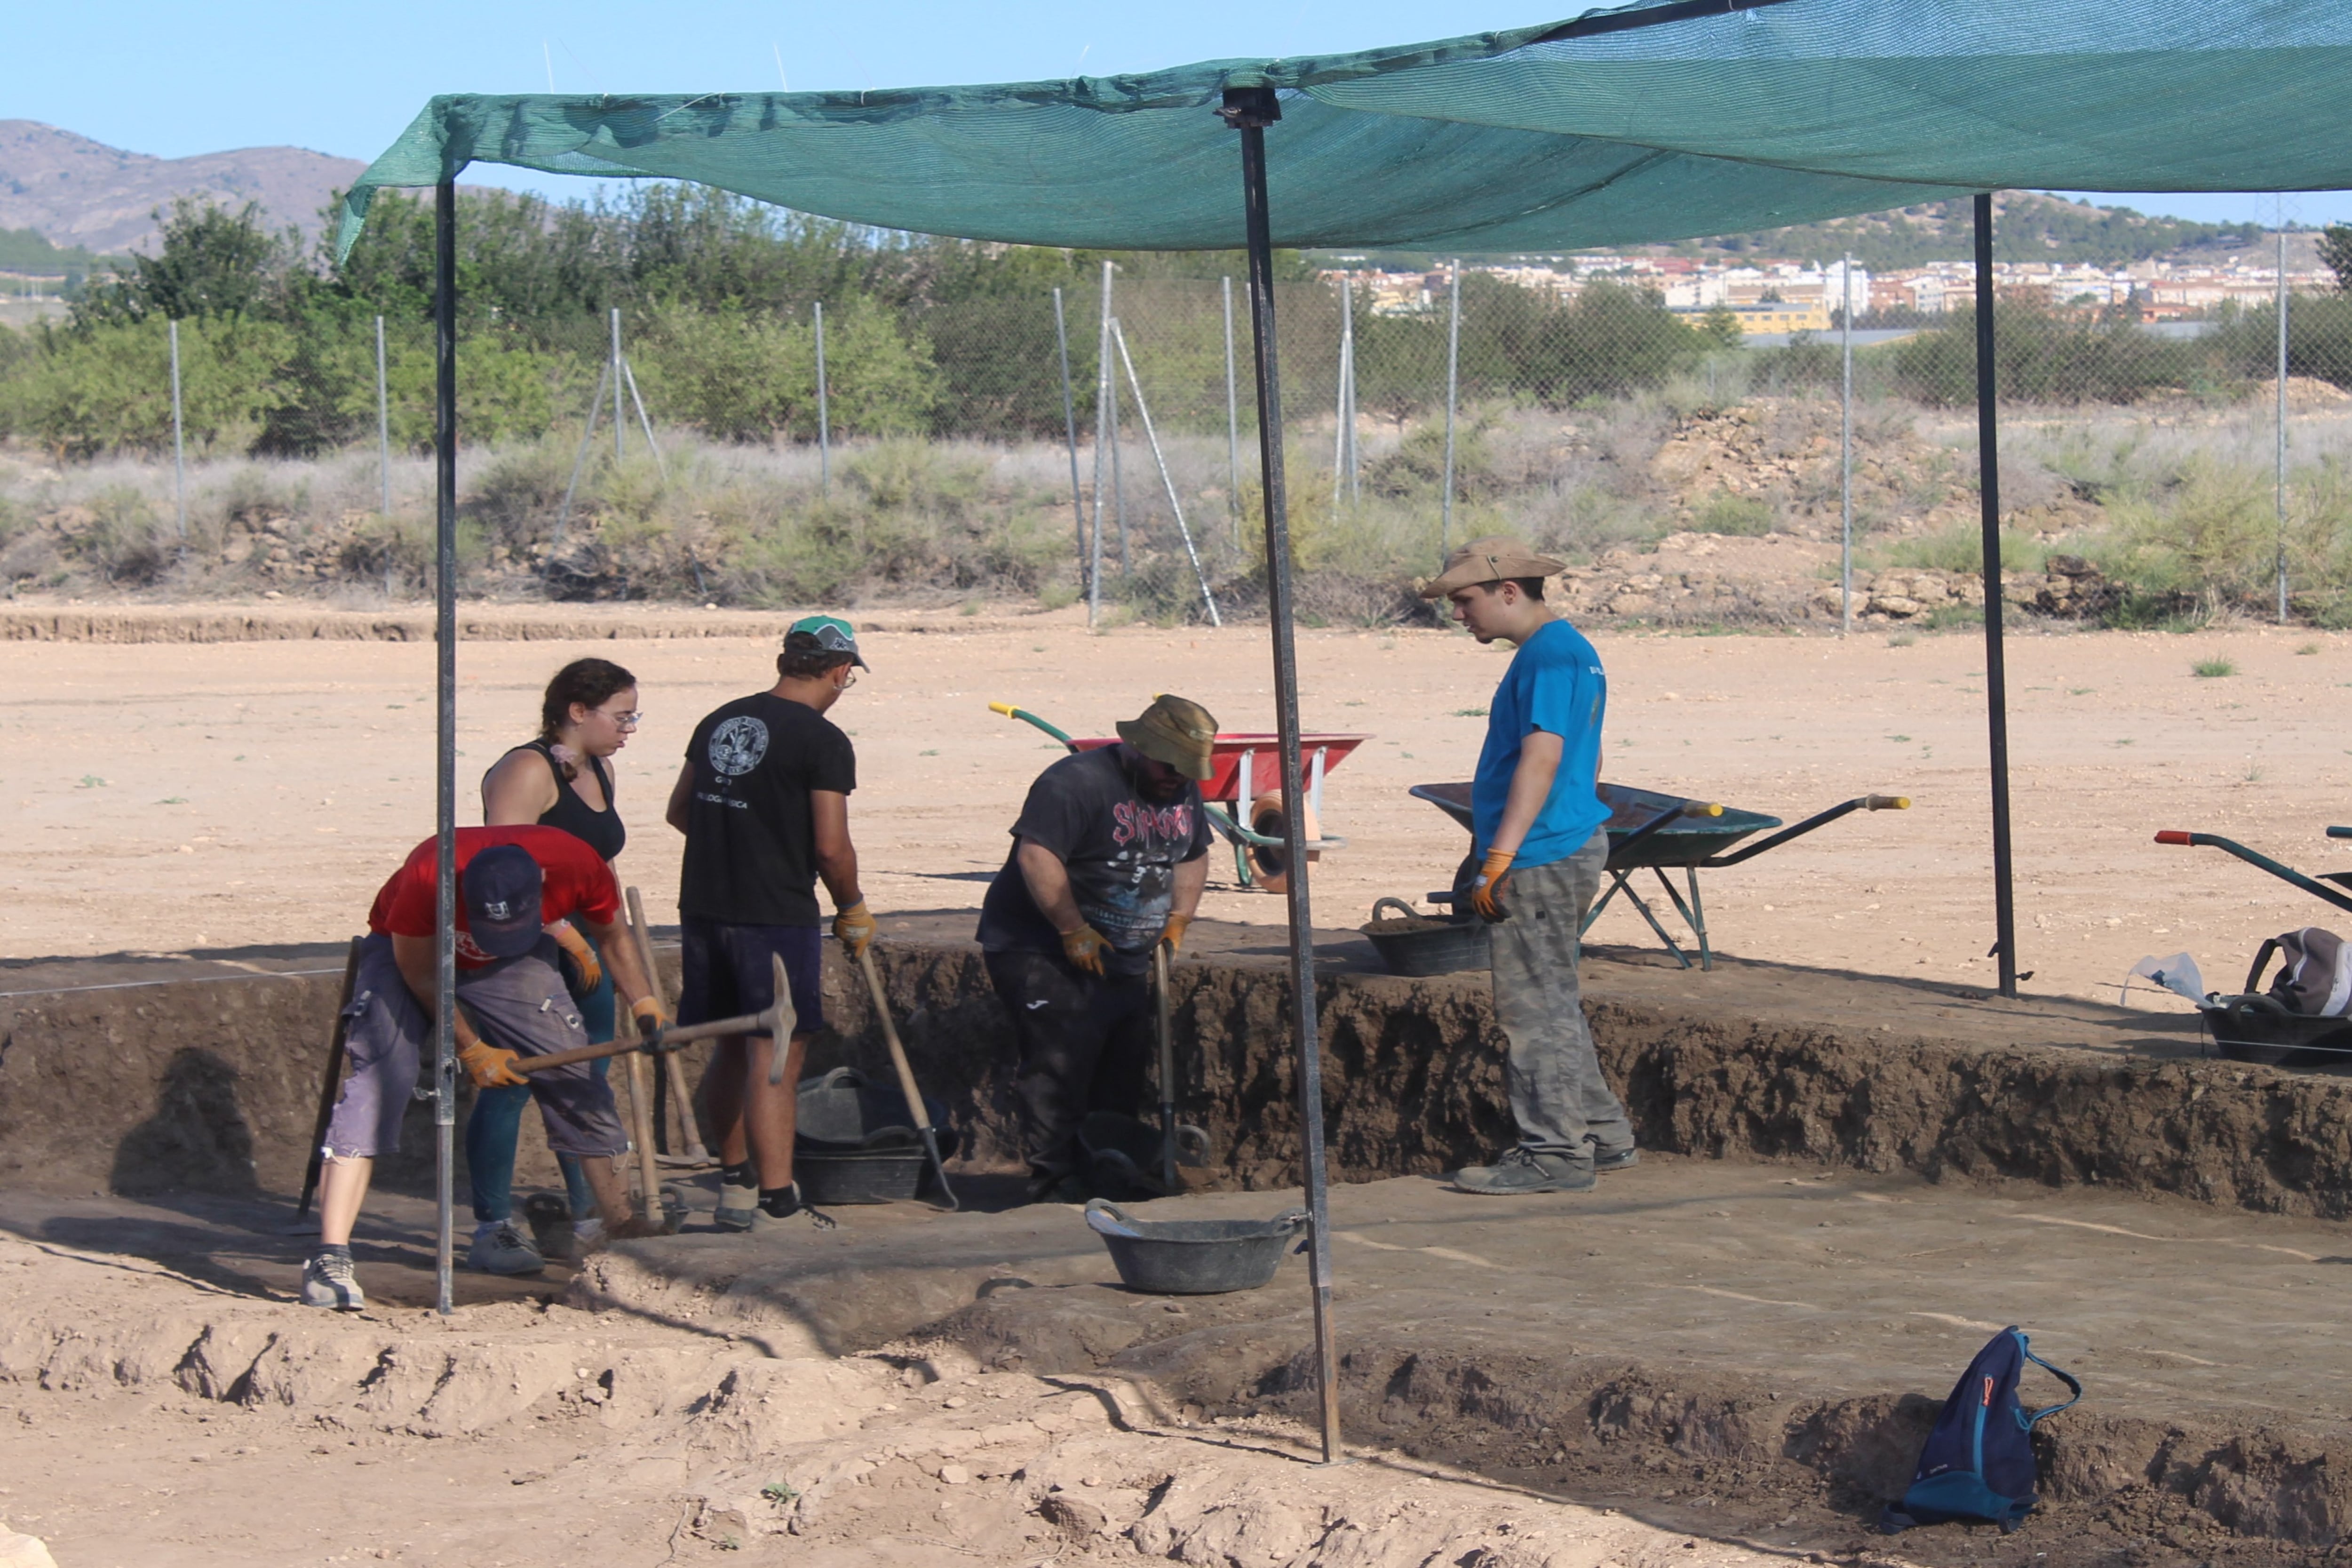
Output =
[{"x1": 7, "y1": 913, "x2": 2352, "y2": 1561}]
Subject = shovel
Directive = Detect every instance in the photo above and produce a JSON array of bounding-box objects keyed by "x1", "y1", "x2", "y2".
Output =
[
  {"x1": 1154, "y1": 945, "x2": 1179, "y2": 1195},
  {"x1": 624, "y1": 887, "x2": 711, "y2": 1166},
  {"x1": 854, "y1": 946, "x2": 960, "y2": 1211}
]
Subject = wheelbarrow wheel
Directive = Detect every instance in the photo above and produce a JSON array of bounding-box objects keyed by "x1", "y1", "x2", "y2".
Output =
[{"x1": 1247, "y1": 793, "x2": 1321, "y2": 894}]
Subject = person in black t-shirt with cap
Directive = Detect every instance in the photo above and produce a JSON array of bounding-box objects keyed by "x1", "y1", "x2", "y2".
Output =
[
  {"x1": 977, "y1": 694, "x2": 1217, "y2": 1203},
  {"x1": 666, "y1": 616, "x2": 877, "y2": 1232}
]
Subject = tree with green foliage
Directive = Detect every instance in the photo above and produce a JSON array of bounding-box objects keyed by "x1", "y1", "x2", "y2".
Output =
[{"x1": 72, "y1": 199, "x2": 295, "y2": 327}]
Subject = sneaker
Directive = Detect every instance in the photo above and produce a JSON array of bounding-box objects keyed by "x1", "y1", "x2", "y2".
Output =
[
  {"x1": 1590, "y1": 1138, "x2": 1640, "y2": 1174},
  {"x1": 299, "y1": 1247, "x2": 366, "y2": 1311},
  {"x1": 467, "y1": 1219, "x2": 545, "y2": 1276},
  {"x1": 755, "y1": 1183, "x2": 839, "y2": 1232},
  {"x1": 1450, "y1": 1146, "x2": 1595, "y2": 1194},
  {"x1": 713, "y1": 1193, "x2": 759, "y2": 1234}
]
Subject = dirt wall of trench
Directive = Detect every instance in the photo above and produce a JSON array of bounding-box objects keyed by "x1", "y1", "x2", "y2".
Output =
[{"x1": 11, "y1": 936, "x2": 2352, "y2": 1221}]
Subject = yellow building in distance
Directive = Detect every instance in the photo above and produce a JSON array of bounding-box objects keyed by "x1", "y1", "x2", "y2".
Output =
[{"x1": 1672, "y1": 301, "x2": 1832, "y2": 335}]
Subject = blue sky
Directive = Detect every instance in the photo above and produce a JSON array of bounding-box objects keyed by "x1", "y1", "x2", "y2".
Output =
[{"x1": 7, "y1": 0, "x2": 2347, "y2": 231}]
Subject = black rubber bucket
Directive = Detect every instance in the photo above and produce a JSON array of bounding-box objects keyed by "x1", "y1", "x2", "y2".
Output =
[
  {"x1": 1083, "y1": 1199, "x2": 1309, "y2": 1294},
  {"x1": 794, "y1": 1067, "x2": 957, "y2": 1205},
  {"x1": 796, "y1": 1148, "x2": 929, "y2": 1204},
  {"x1": 2201, "y1": 995, "x2": 2352, "y2": 1068},
  {"x1": 1360, "y1": 897, "x2": 1489, "y2": 978}
]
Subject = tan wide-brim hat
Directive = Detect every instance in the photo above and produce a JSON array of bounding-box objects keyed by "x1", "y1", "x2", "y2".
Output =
[
  {"x1": 1417, "y1": 534, "x2": 1568, "y2": 598},
  {"x1": 1115, "y1": 694, "x2": 1220, "y2": 781}
]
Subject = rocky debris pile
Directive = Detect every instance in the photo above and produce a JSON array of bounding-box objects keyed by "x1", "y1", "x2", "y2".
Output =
[{"x1": 1548, "y1": 530, "x2": 2126, "y2": 627}]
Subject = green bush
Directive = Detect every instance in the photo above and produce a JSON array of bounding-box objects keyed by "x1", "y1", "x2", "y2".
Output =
[
  {"x1": 1694, "y1": 489, "x2": 1773, "y2": 536},
  {"x1": 1, "y1": 316, "x2": 295, "y2": 456},
  {"x1": 1889, "y1": 304, "x2": 2195, "y2": 406}
]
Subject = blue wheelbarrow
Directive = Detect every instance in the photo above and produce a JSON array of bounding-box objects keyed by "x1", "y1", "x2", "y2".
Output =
[{"x1": 1410, "y1": 781, "x2": 1911, "y2": 970}]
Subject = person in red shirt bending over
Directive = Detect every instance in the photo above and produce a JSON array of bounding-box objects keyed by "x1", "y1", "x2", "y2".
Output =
[{"x1": 301, "y1": 825, "x2": 665, "y2": 1312}]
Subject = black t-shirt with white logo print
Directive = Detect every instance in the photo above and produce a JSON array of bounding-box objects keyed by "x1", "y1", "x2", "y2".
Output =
[
  {"x1": 976, "y1": 745, "x2": 1212, "y2": 978},
  {"x1": 678, "y1": 692, "x2": 857, "y2": 927}
]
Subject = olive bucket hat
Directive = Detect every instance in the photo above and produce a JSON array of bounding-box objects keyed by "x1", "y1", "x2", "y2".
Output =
[
  {"x1": 1417, "y1": 534, "x2": 1568, "y2": 598},
  {"x1": 1115, "y1": 694, "x2": 1220, "y2": 781}
]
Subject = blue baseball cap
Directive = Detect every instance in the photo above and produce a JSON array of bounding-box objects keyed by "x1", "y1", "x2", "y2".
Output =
[{"x1": 460, "y1": 844, "x2": 544, "y2": 959}]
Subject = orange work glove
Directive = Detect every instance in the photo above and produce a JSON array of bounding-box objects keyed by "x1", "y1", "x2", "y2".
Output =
[
  {"x1": 552, "y1": 923, "x2": 603, "y2": 993},
  {"x1": 459, "y1": 1039, "x2": 526, "y2": 1088},
  {"x1": 1060, "y1": 924, "x2": 1112, "y2": 977},
  {"x1": 1157, "y1": 912, "x2": 1193, "y2": 955},
  {"x1": 631, "y1": 994, "x2": 665, "y2": 1040},
  {"x1": 1469, "y1": 847, "x2": 1517, "y2": 923},
  {"x1": 832, "y1": 899, "x2": 876, "y2": 959}
]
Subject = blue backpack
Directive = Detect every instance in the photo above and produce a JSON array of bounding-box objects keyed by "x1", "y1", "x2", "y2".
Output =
[{"x1": 1881, "y1": 1327, "x2": 2082, "y2": 1535}]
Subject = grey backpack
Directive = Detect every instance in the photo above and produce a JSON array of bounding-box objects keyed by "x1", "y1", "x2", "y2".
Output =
[{"x1": 2258, "y1": 927, "x2": 2352, "y2": 1017}]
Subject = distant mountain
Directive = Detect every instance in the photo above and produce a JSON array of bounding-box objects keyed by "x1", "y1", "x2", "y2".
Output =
[
  {"x1": 0, "y1": 121, "x2": 365, "y2": 255},
  {"x1": 1332, "y1": 193, "x2": 2289, "y2": 274},
  {"x1": 1664, "y1": 191, "x2": 2270, "y2": 269}
]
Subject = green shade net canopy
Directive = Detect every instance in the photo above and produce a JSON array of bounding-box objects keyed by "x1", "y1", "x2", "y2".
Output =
[{"x1": 342, "y1": 0, "x2": 2352, "y2": 258}]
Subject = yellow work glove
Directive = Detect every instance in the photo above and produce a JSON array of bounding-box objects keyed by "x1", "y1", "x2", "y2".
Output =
[
  {"x1": 1157, "y1": 912, "x2": 1192, "y2": 955},
  {"x1": 833, "y1": 899, "x2": 876, "y2": 959},
  {"x1": 1060, "y1": 924, "x2": 1112, "y2": 977},
  {"x1": 631, "y1": 994, "x2": 665, "y2": 1041},
  {"x1": 552, "y1": 923, "x2": 603, "y2": 993},
  {"x1": 1469, "y1": 847, "x2": 1517, "y2": 923},
  {"x1": 459, "y1": 1039, "x2": 526, "y2": 1088}
]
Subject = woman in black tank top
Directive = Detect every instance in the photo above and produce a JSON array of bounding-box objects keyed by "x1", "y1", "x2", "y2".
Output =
[{"x1": 468, "y1": 659, "x2": 639, "y2": 1266}]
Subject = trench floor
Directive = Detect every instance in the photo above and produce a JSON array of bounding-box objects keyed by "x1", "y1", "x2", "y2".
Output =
[{"x1": 13, "y1": 1153, "x2": 2347, "y2": 1450}]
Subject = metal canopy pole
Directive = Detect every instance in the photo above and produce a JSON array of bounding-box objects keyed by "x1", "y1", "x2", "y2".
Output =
[
  {"x1": 1218, "y1": 82, "x2": 1343, "y2": 1467},
  {"x1": 1971, "y1": 194, "x2": 2019, "y2": 1000},
  {"x1": 431, "y1": 177, "x2": 461, "y2": 1314},
  {"x1": 1053, "y1": 286, "x2": 1088, "y2": 598},
  {"x1": 1223, "y1": 276, "x2": 1242, "y2": 549}
]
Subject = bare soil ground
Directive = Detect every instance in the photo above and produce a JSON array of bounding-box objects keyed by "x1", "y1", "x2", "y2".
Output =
[
  {"x1": 6, "y1": 610, "x2": 2347, "y2": 1007},
  {"x1": 0, "y1": 1202, "x2": 1809, "y2": 1568}
]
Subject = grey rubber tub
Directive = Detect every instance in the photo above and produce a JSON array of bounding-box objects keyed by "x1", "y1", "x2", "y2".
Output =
[{"x1": 1083, "y1": 1199, "x2": 1310, "y2": 1294}]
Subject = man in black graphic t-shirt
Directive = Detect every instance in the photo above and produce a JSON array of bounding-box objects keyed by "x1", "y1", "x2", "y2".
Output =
[
  {"x1": 977, "y1": 694, "x2": 1216, "y2": 1201},
  {"x1": 666, "y1": 615, "x2": 877, "y2": 1231}
]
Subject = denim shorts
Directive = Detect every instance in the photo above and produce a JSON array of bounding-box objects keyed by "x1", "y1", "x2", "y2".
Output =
[{"x1": 676, "y1": 920, "x2": 825, "y2": 1037}]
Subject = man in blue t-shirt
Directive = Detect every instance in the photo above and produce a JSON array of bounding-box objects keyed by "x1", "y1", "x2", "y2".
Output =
[{"x1": 1422, "y1": 536, "x2": 1636, "y2": 1194}]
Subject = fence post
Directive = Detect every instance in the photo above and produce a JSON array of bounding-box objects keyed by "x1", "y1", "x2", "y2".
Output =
[
  {"x1": 814, "y1": 301, "x2": 831, "y2": 497},
  {"x1": 1112, "y1": 318, "x2": 1221, "y2": 627},
  {"x1": 1339, "y1": 276, "x2": 1358, "y2": 502},
  {"x1": 610, "y1": 307, "x2": 626, "y2": 461},
  {"x1": 2277, "y1": 226, "x2": 2290, "y2": 625},
  {"x1": 168, "y1": 318, "x2": 187, "y2": 536},
  {"x1": 1840, "y1": 254, "x2": 1854, "y2": 635},
  {"x1": 1441, "y1": 259, "x2": 1461, "y2": 555},
  {"x1": 1053, "y1": 286, "x2": 1088, "y2": 597},
  {"x1": 1223, "y1": 275, "x2": 1241, "y2": 547},
  {"x1": 375, "y1": 314, "x2": 391, "y2": 517},
  {"x1": 1091, "y1": 261, "x2": 1113, "y2": 626}
]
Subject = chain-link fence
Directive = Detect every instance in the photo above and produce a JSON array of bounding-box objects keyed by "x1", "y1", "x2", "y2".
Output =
[{"x1": 6, "y1": 253, "x2": 2352, "y2": 629}]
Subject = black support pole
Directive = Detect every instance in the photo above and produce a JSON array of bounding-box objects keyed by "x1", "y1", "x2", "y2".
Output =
[
  {"x1": 433, "y1": 177, "x2": 460, "y2": 1313},
  {"x1": 1219, "y1": 84, "x2": 1343, "y2": 1466},
  {"x1": 1972, "y1": 193, "x2": 2019, "y2": 1000}
]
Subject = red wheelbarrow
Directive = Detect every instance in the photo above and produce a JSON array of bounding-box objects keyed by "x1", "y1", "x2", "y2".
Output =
[{"x1": 990, "y1": 702, "x2": 1367, "y2": 891}]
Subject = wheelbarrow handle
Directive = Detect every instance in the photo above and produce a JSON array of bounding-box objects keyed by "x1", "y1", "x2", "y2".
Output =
[
  {"x1": 2153, "y1": 830, "x2": 2352, "y2": 916},
  {"x1": 989, "y1": 701, "x2": 1078, "y2": 750},
  {"x1": 2328, "y1": 826, "x2": 2352, "y2": 841},
  {"x1": 1701, "y1": 793, "x2": 1912, "y2": 868}
]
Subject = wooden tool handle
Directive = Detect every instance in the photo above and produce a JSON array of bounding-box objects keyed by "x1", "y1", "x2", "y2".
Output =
[{"x1": 857, "y1": 947, "x2": 933, "y2": 1133}]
